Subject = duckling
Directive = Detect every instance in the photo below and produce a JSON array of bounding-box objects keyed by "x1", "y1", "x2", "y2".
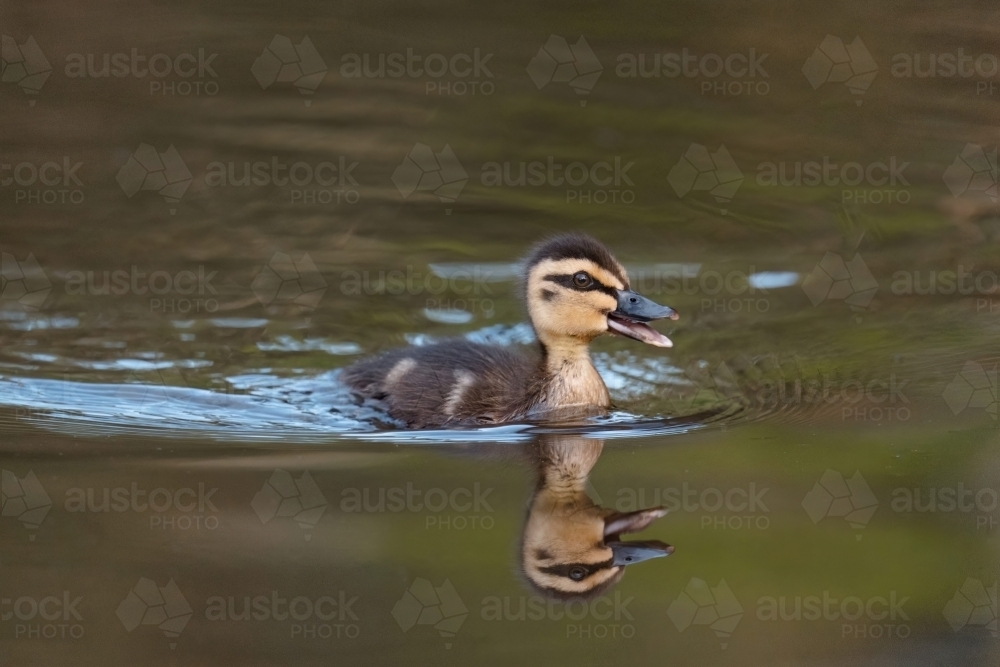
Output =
[
  {"x1": 520, "y1": 435, "x2": 672, "y2": 599},
  {"x1": 341, "y1": 233, "x2": 678, "y2": 428}
]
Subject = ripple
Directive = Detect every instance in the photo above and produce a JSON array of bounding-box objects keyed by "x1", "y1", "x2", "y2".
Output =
[
  {"x1": 208, "y1": 318, "x2": 269, "y2": 328},
  {"x1": 749, "y1": 271, "x2": 799, "y2": 289},
  {"x1": 6, "y1": 315, "x2": 80, "y2": 331},
  {"x1": 0, "y1": 366, "x2": 721, "y2": 444},
  {"x1": 256, "y1": 335, "x2": 362, "y2": 355},
  {"x1": 422, "y1": 308, "x2": 474, "y2": 324}
]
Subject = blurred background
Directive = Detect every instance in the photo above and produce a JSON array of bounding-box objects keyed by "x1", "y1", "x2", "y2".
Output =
[{"x1": 1, "y1": 0, "x2": 999, "y2": 665}]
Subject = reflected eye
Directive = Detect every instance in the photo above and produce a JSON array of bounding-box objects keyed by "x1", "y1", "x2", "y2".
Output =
[
  {"x1": 573, "y1": 272, "x2": 593, "y2": 288},
  {"x1": 569, "y1": 566, "x2": 588, "y2": 581}
]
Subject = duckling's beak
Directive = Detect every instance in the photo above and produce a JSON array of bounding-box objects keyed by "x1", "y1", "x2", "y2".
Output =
[
  {"x1": 604, "y1": 507, "x2": 674, "y2": 566},
  {"x1": 607, "y1": 290, "x2": 678, "y2": 348}
]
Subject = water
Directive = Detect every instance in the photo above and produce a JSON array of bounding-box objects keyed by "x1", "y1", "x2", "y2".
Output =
[{"x1": 2, "y1": 1, "x2": 1000, "y2": 664}]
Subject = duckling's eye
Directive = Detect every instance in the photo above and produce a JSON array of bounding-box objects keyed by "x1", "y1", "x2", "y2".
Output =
[
  {"x1": 569, "y1": 566, "x2": 588, "y2": 581},
  {"x1": 573, "y1": 272, "x2": 593, "y2": 288}
]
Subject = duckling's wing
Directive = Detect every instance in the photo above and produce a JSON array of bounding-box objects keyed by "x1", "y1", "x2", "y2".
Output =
[{"x1": 341, "y1": 340, "x2": 536, "y2": 427}]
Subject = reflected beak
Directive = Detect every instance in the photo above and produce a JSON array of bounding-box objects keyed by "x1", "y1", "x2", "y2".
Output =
[
  {"x1": 610, "y1": 540, "x2": 675, "y2": 566},
  {"x1": 607, "y1": 290, "x2": 678, "y2": 348},
  {"x1": 603, "y1": 507, "x2": 673, "y2": 566}
]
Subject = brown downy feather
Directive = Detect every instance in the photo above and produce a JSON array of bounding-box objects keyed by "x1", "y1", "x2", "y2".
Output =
[{"x1": 340, "y1": 339, "x2": 608, "y2": 427}]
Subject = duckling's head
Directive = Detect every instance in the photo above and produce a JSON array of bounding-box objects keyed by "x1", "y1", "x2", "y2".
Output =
[
  {"x1": 520, "y1": 436, "x2": 673, "y2": 599},
  {"x1": 524, "y1": 234, "x2": 678, "y2": 353}
]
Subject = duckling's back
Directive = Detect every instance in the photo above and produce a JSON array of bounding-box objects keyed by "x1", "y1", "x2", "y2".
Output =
[{"x1": 341, "y1": 340, "x2": 538, "y2": 428}]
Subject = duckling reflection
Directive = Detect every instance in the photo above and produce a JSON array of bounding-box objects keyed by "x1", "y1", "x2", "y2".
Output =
[{"x1": 520, "y1": 435, "x2": 673, "y2": 599}]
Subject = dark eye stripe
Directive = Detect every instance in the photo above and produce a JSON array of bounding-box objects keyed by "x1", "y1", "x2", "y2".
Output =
[
  {"x1": 543, "y1": 273, "x2": 617, "y2": 298},
  {"x1": 539, "y1": 558, "x2": 614, "y2": 579}
]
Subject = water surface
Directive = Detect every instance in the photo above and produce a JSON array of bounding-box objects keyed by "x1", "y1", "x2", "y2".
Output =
[{"x1": 2, "y1": 1, "x2": 1000, "y2": 665}]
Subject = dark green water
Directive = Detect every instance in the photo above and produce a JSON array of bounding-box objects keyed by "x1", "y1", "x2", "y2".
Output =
[{"x1": 2, "y1": 0, "x2": 999, "y2": 665}]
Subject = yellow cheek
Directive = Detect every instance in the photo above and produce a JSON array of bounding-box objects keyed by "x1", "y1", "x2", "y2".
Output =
[
  {"x1": 562, "y1": 305, "x2": 610, "y2": 337},
  {"x1": 528, "y1": 277, "x2": 619, "y2": 339}
]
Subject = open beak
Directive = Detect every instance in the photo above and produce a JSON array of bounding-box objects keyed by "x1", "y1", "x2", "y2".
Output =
[
  {"x1": 607, "y1": 290, "x2": 678, "y2": 348},
  {"x1": 604, "y1": 507, "x2": 674, "y2": 567}
]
